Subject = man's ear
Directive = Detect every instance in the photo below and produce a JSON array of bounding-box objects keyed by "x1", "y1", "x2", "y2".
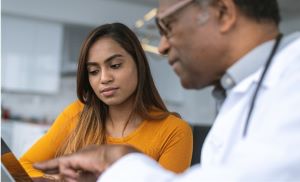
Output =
[{"x1": 213, "y1": 0, "x2": 237, "y2": 33}]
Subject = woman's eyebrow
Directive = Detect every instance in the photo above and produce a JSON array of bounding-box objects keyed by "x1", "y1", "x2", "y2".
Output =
[
  {"x1": 104, "y1": 54, "x2": 123, "y2": 64},
  {"x1": 87, "y1": 54, "x2": 123, "y2": 66}
]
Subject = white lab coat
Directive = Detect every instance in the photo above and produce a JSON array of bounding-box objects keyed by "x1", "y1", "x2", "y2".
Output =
[{"x1": 98, "y1": 34, "x2": 300, "y2": 182}]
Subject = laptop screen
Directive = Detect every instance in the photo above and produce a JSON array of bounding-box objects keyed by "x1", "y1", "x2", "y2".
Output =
[{"x1": 1, "y1": 138, "x2": 33, "y2": 182}]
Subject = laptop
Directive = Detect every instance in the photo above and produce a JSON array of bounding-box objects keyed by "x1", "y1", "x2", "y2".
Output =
[{"x1": 1, "y1": 137, "x2": 33, "y2": 182}]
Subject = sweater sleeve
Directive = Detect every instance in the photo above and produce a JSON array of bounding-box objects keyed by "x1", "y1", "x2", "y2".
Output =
[
  {"x1": 158, "y1": 117, "x2": 193, "y2": 173},
  {"x1": 19, "y1": 100, "x2": 83, "y2": 177}
]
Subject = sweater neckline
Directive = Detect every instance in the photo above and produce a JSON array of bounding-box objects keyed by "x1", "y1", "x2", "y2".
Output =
[{"x1": 106, "y1": 119, "x2": 147, "y2": 142}]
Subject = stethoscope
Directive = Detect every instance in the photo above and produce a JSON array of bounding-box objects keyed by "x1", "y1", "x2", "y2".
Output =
[{"x1": 243, "y1": 33, "x2": 283, "y2": 137}]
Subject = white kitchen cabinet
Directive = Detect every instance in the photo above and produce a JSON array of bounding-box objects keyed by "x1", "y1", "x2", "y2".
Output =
[{"x1": 2, "y1": 15, "x2": 63, "y2": 93}]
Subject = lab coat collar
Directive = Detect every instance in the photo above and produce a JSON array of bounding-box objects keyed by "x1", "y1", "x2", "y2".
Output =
[{"x1": 232, "y1": 33, "x2": 300, "y2": 94}]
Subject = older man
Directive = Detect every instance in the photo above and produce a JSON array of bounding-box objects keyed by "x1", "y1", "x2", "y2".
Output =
[{"x1": 35, "y1": 0, "x2": 300, "y2": 181}]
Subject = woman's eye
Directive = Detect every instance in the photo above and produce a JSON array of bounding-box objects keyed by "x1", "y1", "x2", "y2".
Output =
[
  {"x1": 88, "y1": 70, "x2": 99, "y2": 75},
  {"x1": 111, "y1": 63, "x2": 121, "y2": 69}
]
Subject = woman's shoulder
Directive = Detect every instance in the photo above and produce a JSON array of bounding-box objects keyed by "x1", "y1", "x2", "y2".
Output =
[
  {"x1": 62, "y1": 100, "x2": 84, "y2": 116},
  {"x1": 164, "y1": 114, "x2": 191, "y2": 130},
  {"x1": 146, "y1": 113, "x2": 192, "y2": 133},
  {"x1": 141, "y1": 114, "x2": 192, "y2": 145}
]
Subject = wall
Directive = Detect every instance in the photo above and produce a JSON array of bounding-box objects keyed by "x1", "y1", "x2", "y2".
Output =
[
  {"x1": 280, "y1": 16, "x2": 300, "y2": 34},
  {"x1": 1, "y1": 0, "x2": 151, "y2": 27}
]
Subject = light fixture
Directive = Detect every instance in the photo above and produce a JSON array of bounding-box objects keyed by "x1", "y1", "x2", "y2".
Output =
[
  {"x1": 135, "y1": 19, "x2": 144, "y2": 28},
  {"x1": 134, "y1": 8, "x2": 161, "y2": 56},
  {"x1": 144, "y1": 8, "x2": 157, "y2": 21},
  {"x1": 141, "y1": 43, "x2": 159, "y2": 55}
]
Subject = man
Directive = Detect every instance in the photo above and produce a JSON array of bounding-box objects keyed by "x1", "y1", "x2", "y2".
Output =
[{"x1": 35, "y1": 0, "x2": 300, "y2": 181}]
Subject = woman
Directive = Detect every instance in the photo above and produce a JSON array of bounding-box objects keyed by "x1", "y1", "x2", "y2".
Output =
[{"x1": 20, "y1": 23, "x2": 193, "y2": 177}]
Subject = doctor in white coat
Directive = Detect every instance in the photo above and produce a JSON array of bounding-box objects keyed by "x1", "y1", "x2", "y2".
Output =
[{"x1": 35, "y1": 0, "x2": 300, "y2": 181}]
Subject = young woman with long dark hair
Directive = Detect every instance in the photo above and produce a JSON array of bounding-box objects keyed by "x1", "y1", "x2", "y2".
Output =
[{"x1": 20, "y1": 23, "x2": 193, "y2": 178}]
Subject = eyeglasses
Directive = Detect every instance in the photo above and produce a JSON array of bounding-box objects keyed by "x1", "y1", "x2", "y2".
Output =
[{"x1": 156, "y1": 0, "x2": 195, "y2": 38}]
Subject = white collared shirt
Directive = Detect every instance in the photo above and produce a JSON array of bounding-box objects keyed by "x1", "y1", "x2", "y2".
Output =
[{"x1": 98, "y1": 33, "x2": 300, "y2": 182}]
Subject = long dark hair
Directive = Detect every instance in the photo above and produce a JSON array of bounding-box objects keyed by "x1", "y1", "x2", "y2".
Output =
[{"x1": 56, "y1": 23, "x2": 171, "y2": 156}]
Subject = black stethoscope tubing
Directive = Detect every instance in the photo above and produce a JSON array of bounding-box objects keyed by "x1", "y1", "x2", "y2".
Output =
[{"x1": 243, "y1": 33, "x2": 283, "y2": 137}]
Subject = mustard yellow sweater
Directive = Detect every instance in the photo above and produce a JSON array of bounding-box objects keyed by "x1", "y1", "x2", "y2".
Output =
[{"x1": 19, "y1": 100, "x2": 193, "y2": 177}]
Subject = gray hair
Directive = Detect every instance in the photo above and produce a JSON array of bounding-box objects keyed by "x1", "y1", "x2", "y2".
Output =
[{"x1": 194, "y1": 0, "x2": 212, "y2": 25}]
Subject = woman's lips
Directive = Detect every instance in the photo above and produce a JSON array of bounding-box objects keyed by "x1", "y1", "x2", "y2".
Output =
[{"x1": 100, "y1": 87, "x2": 119, "y2": 97}]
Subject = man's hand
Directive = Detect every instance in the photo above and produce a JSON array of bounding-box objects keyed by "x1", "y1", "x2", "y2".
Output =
[{"x1": 33, "y1": 144, "x2": 140, "y2": 182}]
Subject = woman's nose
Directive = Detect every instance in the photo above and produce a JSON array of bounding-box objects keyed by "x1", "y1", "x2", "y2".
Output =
[{"x1": 100, "y1": 69, "x2": 113, "y2": 84}]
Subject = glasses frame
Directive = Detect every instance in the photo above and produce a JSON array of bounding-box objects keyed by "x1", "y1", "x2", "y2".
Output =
[{"x1": 156, "y1": 0, "x2": 194, "y2": 37}]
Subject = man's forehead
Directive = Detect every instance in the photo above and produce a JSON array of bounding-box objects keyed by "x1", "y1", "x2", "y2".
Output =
[{"x1": 158, "y1": 0, "x2": 182, "y2": 13}]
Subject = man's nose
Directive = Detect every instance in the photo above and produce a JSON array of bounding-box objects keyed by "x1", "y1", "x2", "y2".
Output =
[{"x1": 158, "y1": 36, "x2": 170, "y2": 55}]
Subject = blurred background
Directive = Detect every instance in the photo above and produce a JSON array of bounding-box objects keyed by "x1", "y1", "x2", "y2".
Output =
[{"x1": 1, "y1": 0, "x2": 300, "y2": 168}]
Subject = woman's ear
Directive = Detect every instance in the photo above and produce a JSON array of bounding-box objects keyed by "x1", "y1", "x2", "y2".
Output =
[{"x1": 214, "y1": 0, "x2": 237, "y2": 33}]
